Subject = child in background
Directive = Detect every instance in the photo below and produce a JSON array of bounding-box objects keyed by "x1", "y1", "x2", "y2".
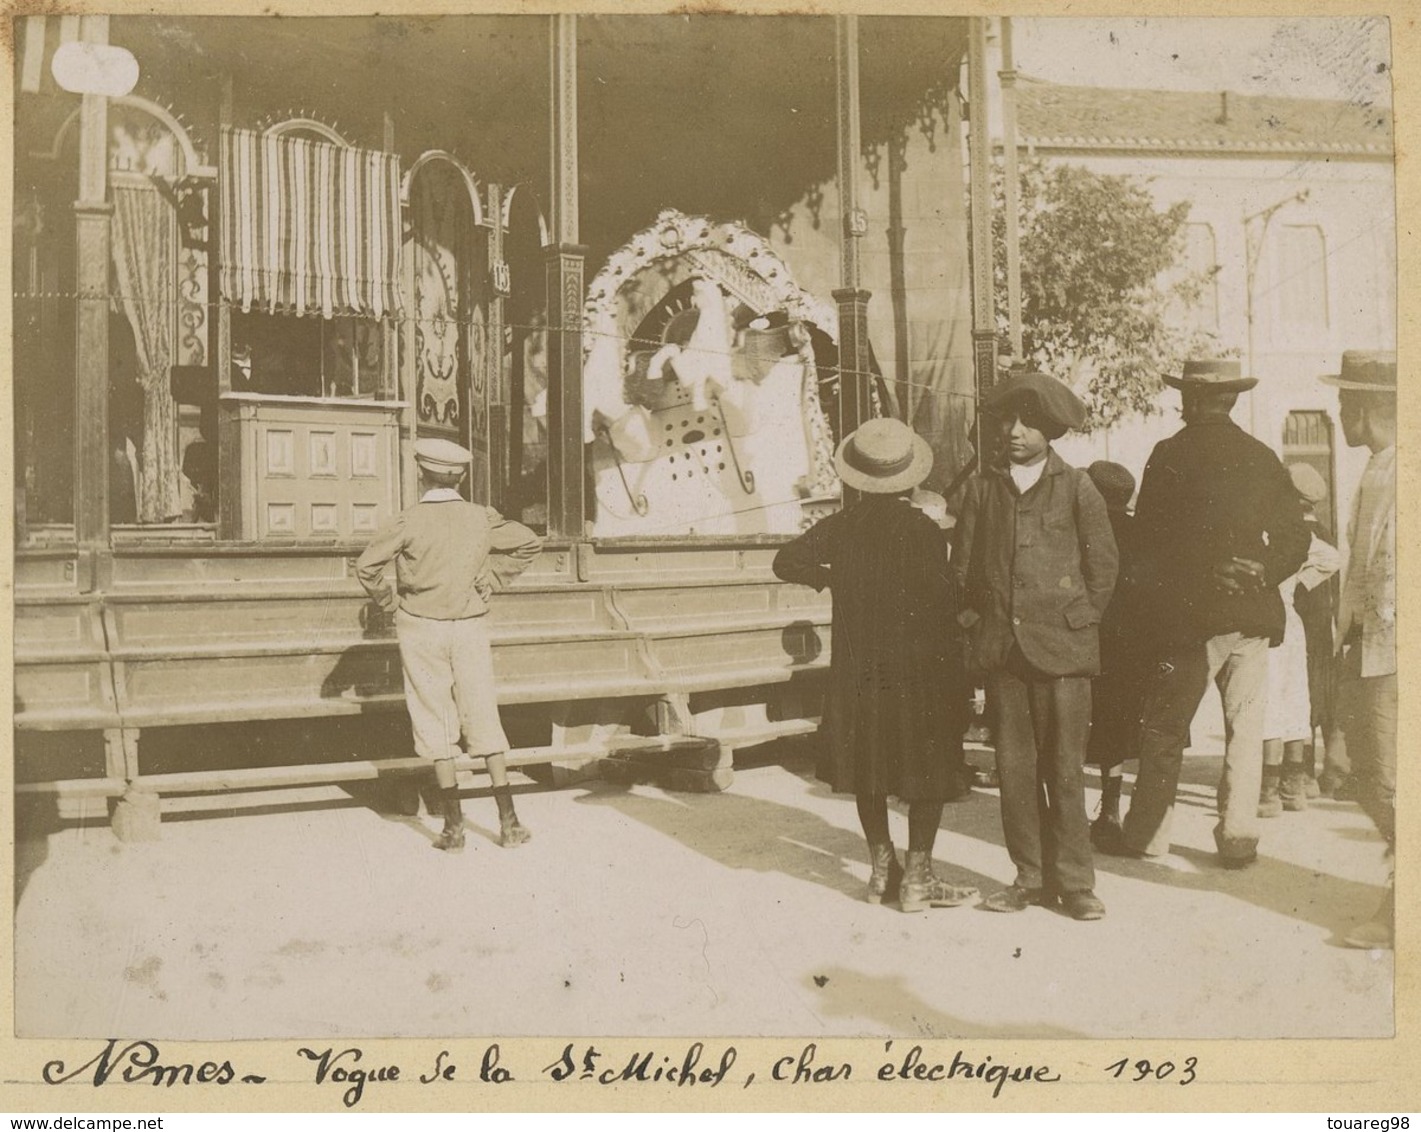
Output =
[
  {"x1": 1259, "y1": 465, "x2": 1342, "y2": 815},
  {"x1": 1288, "y1": 464, "x2": 1344, "y2": 798},
  {"x1": 1083, "y1": 461, "x2": 1146, "y2": 846}
]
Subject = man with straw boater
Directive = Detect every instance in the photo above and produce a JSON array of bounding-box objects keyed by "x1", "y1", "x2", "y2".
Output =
[
  {"x1": 357, "y1": 438, "x2": 542, "y2": 852},
  {"x1": 1100, "y1": 358, "x2": 1309, "y2": 869},
  {"x1": 1323, "y1": 351, "x2": 1397, "y2": 949}
]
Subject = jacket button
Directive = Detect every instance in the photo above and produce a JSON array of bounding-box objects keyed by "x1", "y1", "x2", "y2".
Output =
[{"x1": 1012, "y1": 616, "x2": 1021, "y2": 626}]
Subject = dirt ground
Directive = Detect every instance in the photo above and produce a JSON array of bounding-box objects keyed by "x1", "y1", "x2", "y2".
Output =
[{"x1": 14, "y1": 730, "x2": 1393, "y2": 1041}]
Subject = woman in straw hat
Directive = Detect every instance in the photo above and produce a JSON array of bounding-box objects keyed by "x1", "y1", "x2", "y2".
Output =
[{"x1": 773, "y1": 418, "x2": 979, "y2": 913}]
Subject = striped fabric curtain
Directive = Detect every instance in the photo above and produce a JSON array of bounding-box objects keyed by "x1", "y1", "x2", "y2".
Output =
[{"x1": 219, "y1": 127, "x2": 403, "y2": 320}]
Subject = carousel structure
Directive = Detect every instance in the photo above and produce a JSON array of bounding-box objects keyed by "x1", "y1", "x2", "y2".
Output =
[{"x1": 12, "y1": 13, "x2": 986, "y2": 837}]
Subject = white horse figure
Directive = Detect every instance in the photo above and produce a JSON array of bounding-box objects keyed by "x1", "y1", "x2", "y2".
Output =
[{"x1": 581, "y1": 211, "x2": 839, "y2": 537}]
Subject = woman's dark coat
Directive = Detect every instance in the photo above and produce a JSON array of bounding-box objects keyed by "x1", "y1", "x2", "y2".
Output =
[{"x1": 772, "y1": 496, "x2": 968, "y2": 801}]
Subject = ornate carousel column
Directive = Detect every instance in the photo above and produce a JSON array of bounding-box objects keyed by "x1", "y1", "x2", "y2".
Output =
[
  {"x1": 967, "y1": 16, "x2": 999, "y2": 413},
  {"x1": 72, "y1": 15, "x2": 114, "y2": 552},
  {"x1": 545, "y1": 13, "x2": 587, "y2": 539},
  {"x1": 485, "y1": 181, "x2": 507, "y2": 513},
  {"x1": 833, "y1": 14, "x2": 873, "y2": 446}
]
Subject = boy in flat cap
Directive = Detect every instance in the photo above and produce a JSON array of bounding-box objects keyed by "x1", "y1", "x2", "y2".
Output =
[
  {"x1": 357, "y1": 438, "x2": 543, "y2": 851},
  {"x1": 952, "y1": 373, "x2": 1118, "y2": 920}
]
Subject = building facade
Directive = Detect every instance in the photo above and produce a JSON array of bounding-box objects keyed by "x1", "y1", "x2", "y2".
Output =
[{"x1": 999, "y1": 72, "x2": 1395, "y2": 537}]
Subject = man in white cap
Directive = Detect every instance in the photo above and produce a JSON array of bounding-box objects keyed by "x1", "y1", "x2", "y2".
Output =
[
  {"x1": 357, "y1": 438, "x2": 542, "y2": 851},
  {"x1": 1323, "y1": 351, "x2": 1397, "y2": 949}
]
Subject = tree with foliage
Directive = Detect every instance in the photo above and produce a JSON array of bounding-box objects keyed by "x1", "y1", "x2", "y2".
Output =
[{"x1": 992, "y1": 158, "x2": 1218, "y2": 430}]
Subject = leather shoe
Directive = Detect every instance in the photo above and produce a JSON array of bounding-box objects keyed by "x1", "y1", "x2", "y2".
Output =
[
  {"x1": 1092, "y1": 822, "x2": 1147, "y2": 859},
  {"x1": 1217, "y1": 850, "x2": 1257, "y2": 870},
  {"x1": 1061, "y1": 890, "x2": 1106, "y2": 921},
  {"x1": 981, "y1": 885, "x2": 1048, "y2": 913},
  {"x1": 1343, "y1": 917, "x2": 1393, "y2": 950}
]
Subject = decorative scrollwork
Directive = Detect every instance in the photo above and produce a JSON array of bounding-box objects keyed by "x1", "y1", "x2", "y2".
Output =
[{"x1": 582, "y1": 209, "x2": 839, "y2": 346}]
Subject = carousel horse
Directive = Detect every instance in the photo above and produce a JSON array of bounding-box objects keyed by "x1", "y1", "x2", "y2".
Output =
[{"x1": 585, "y1": 274, "x2": 822, "y2": 537}]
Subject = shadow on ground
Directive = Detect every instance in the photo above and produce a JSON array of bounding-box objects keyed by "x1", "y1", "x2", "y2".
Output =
[
  {"x1": 802, "y1": 966, "x2": 1085, "y2": 1040},
  {"x1": 778, "y1": 749, "x2": 1386, "y2": 945},
  {"x1": 574, "y1": 781, "x2": 998, "y2": 905}
]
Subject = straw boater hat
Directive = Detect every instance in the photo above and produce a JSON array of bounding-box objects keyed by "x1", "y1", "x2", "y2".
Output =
[
  {"x1": 415, "y1": 437, "x2": 473, "y2": 478},
  {"x1": 981, "y1": 371, "x2": 1087, "y2": 440},
  {"x1": 1319, "y1": 350, "x2": 1396, "y2": 392},
  {"x1": 835, "y1": 418, "x2": 933, "y2": 494},
  {"x1": 1163, "y1": 358, "x2": 1257, "y2": 393}
]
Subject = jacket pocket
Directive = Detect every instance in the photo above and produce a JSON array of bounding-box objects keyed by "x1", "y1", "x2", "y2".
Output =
[{"x1": 1063, "y1": 600, "x2": 1100, "y2": 629}]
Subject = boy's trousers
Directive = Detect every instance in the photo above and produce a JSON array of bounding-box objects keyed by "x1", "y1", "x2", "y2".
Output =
[
  {"x1": 396, "y1": 609, "x2": 510, "y2": 761},
  {"x1": 990, "y1": 647, "x2": 1096, "y2": 895}
]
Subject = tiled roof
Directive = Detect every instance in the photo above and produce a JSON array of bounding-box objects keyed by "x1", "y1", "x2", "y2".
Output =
[{"x1": 1013, "y1": 78, "x2": 1393, "y2": 156}]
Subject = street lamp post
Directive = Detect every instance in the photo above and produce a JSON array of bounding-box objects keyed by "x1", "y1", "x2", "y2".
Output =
[{"x1": 1243, "y1": 189, "x2": 1309, "y2": 434}]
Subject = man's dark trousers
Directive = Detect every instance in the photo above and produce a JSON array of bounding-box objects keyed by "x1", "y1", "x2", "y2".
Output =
[{"x1": 1122, "y1": 631, "x2": 1269, "y2": 860}]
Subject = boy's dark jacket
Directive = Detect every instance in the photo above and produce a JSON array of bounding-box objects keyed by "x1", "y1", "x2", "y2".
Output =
[{"x1": 952, "y1": 449, "x2": 1119, "y2": 677}]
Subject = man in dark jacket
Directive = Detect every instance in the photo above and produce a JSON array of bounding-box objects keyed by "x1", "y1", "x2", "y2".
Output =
[
  {"x1": 954, "y1": 372, "x2": 1118, "y2": 920},
  {"x1": 1102, "y1": 359, "x2": 1309, "y2": 868}
]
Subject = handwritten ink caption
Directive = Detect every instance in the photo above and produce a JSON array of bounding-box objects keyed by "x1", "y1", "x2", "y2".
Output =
[
  {"x1": 39, "y1": 1039, "x2": 1200, "y2": 1106},
  {"x1": 1105, "y1": 1056, "x2": 1199, "y2": 1086},
  {"x1": 42, "y1": 1040, "x2": 267, "y2": 1089}
]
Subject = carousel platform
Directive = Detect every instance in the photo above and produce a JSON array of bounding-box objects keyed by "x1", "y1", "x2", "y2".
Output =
[{"x1": 14, "y1": 539, "x2": 832, "y2": 836}]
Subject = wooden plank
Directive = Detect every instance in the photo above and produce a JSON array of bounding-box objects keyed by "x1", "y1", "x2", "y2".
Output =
[
  {"x1": 13, "y1": 662, "x2": 118, "y2": 726},
  {"x1": 701, "y1": 717, "x2": 820, "y2": 745},
  {"x1": 15, "y1": 776, "x2": 126, "y2": 798},
  {"x1": 79, "y1": 734, "x2": 713, "y2": 797},
  {"x1": 102, "y1": 624, "x2": 633, "y2": 660},
  {"x1": 13, "y1": 710, "x2": 124, "y2": 731}
]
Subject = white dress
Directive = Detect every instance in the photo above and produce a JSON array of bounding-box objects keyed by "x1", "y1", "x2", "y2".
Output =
[{"x1": 1264, "y1": 532, "x2": 1341, "y2": 742}]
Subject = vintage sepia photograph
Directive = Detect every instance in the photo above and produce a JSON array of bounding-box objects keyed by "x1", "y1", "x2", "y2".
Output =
[{"x1": 7, "y1": 6, "x2": 1403, "y2": 1090}]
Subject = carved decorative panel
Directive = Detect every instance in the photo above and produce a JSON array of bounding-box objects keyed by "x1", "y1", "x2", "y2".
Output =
[
  {"x1": 351, "y1": 503, "x2": 380, "y2": 533},
  {"x1": 309, "y1": 431, "x2": 338, "y2": 477},
  {"x1": 310, "y1": 503, "x2": 338, "y2": 533},
  {"x1": 266, "y1": 430, "x2": 295, "y2": 476},
  {"x1": 350, "y1": 432, "x2": 378, "y2": 478},
  {"x1": 228, "y1": 399, "x2": 401, "y2": 541},
  {"x1": 266, "y1": 502, "x2": 296, "y2": 535}
]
